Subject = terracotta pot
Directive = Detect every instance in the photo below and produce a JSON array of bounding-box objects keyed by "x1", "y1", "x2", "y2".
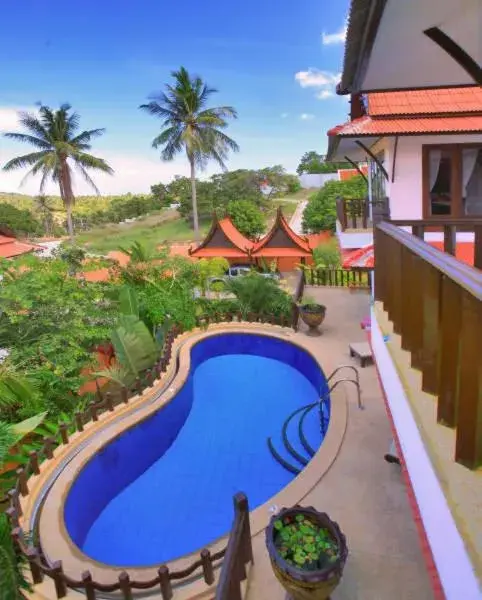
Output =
[
  {"x1": 266, "y1": 506, "x2": 348, "y2": 600},
  {"x1": 299, "y1": 304, "x2": 326, "y2": 336}
]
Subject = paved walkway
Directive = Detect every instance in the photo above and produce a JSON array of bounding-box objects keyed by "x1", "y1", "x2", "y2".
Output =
[
  {"x1": 246, "y1": 288, "x2": 434, "y2": 600},
  {"x1": 289, "y1": 200, "x2": 308, "y2": 234}
]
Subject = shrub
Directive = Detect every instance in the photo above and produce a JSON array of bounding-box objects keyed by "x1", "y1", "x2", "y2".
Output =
[
  {"x1": 302, "y1": 176, "x2": 368, "y2": 233},
  {"x1": 0, "y1": 203, "x2": 42, "y2": 237},
  {"x1": 313, "y1": 239, "x2": 341, "y2": 268},
  {"x1": 226, "y1": 273, "x2": 292, "y2": 318}
]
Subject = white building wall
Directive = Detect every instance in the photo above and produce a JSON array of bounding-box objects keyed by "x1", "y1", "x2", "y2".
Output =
[{"x1": 386, "y1": 134, "x2": 482, "y2": 220}]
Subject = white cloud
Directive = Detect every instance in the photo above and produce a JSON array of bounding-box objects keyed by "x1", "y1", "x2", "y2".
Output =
[
  {"x1": 0, "y1": 106, "x2": 37, "y2": 133},
  {"x1": 0, "y1": 148, "x2": 192, "y2": 195},
  {"x1": 300, "y1": 113, "x2": 315, "y2": 121},
  {"x1": 316, "y1": 90, "x2": 334, "y2": 100},
  {"x1": 322, "y1": 25, "x2": 347, "y2": 45},
  {"x1": 280, "y1": 112, "x2": 289, "y2": 119},
  {"x1": 295, "y1": 68, "x2": 339, "y2": 88}
]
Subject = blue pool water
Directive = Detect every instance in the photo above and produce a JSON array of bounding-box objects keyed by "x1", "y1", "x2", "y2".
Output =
[{"x1": 64, "y1": 334, "x2": 328, "y2": 567}]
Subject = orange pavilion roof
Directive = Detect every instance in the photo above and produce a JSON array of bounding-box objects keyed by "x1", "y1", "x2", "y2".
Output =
[
  {"x1": 252, "y1": 208, "x2": 312, "y2": 257},
  {"x1": 189, "y1": 215, "x2": 254, "y2": 258}
]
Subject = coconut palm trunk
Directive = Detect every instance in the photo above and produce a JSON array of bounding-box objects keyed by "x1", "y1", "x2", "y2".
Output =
[{"x1": 189, "y1": 154, "x2": 200, "y2": 240}]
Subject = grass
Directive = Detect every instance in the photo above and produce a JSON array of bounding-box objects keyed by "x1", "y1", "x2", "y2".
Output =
[
  {"x1": 76, "y1": 190, "x2": 311, "y2": 254},
  {"x1": 77, "y1": 210, "x2": 209, "y2": 253}
]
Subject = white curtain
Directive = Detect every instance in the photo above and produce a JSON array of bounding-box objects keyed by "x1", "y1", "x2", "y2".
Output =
[
  {"x1": 462, "y1": 148, "x2": 479, "y2": 196},
  {"x1": 429, "y1": 149, "x2": 442, "y2": 191}
]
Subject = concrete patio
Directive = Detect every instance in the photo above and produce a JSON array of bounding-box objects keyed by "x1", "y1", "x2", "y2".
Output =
[{"x1": 245, "y1": 287, "x2": 435, "y2": 600}]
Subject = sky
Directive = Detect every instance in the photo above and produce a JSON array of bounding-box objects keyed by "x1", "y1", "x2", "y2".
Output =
[{"x1": 0, "y1": 0, "x2": 350, "y2": 195}]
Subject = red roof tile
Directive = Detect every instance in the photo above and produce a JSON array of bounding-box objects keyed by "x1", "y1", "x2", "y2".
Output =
[
  {"x1": 0, "y1": 235, "x2": 40, "y2": 259},
  {"x1": 339, "y1": 166, "x2": 369, "y2": 181},
  {"x1": 368, "y1": 87, "x2": 482, "y2": 117},
  {"x1": 328, "y1": 114, "x2": 482, "y2": 138},
  {"x1": 343, "y1": 242, "x2": 476, "y2": 269}
]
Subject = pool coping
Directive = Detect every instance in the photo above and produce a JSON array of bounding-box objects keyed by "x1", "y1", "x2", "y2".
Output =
[{"x1": 23, "y1": 323, "x2": 348, "y2": 587}]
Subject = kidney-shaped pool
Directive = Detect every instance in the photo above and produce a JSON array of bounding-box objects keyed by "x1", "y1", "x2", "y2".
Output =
[{"x1": 64, "y1": 333, "x2": 329, "y2": 567}]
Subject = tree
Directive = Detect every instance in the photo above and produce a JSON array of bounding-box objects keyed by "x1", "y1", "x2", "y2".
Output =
[
  {"x1": 139, "y1": 67, "x2": 239, "y2": 240},
  {"x1": 211, "y1": 169, "x2": 263, "y2": 206},
  {"x1": 0, "y1": 203, "x2": 42, "y2": 237},
  {"x1": 297, "y1": 151, "x2": 351, "y2": 175},
  {"x1": 226, "y1": 200, "x2": 265, "y2": 239},
  {"x1": 33, "y1": 195, "x2": 55, "y2": 236},
  {"x1": 302, "y1": 176, "x2": 367, "y2": 233},
  {"x1": 2, "y1": 104, "x2": 113, "y2": 241}
]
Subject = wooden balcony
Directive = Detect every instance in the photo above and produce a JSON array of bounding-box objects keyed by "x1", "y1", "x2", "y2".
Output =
[
  {"x1": 336, "y1": 197, "x2": 390, "y2": 231},
  {"x1": 374, "y1": 219, "x2": 482, "y2": 469}
]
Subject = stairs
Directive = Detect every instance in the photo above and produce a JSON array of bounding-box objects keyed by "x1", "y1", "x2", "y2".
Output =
[
  {"x1": 267, "y1": 366, "x2": 361, "y2": 474},
  {"x1": 267, "y1": 400, "x2": 330, "y2": 474}
]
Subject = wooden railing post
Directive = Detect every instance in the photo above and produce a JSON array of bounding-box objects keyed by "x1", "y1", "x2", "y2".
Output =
[
  {"x1": 75, "y1": 412, "x2": 84, "y2": 432},
  {"x1": 158, "y1": 566, "x2": 173, "y2": 600},
  {"x1": 29, "y1": 450, "x2": 40, "y2": 475},
  {"x1": 200, "y1": 549, "x2": 214, "y2": 585},
  {"x1": 437, "y1": 276, "x2": 462, "y2": 427},
  {"x1": 9, "y1": 490, "x2": 22, "y2": 517},
  {"x1": 89, "y1": 402, "x2": 99, "y2": 422},
  {"x1": 26, "y1": 547, "x2": 43, "y2": 584},
  {"x1": 118, "y1": 571, "x2": 133, "y2": 600},
  {"x1": 474, "y1": 225, "x2": 482, "y2": 270},
  {"x1": 105, "y1": 392, "x2": 114, "y2": 412},
  {"x1": 52, "y1": 561, "x2": 68, "y2": 598},
  {"x1": 420, "y1": 263, "x2": 441, "y2": 395},
  {"x1": 234, "y1": 492, "x2": 253, "y2": 565},
  {"x1": 43, "y1": 437, "x2": 55, "y2": 459},
  {"x1": 455, "y1": 292, "x2": 482, "y2": 468},
  {"x1": 81, "y1": 571, "x2": 97, "y2": 600},
  {"x1": 16, "y1": 467, "x2": 29, "y2": 497},
  {"x1": 443, "y1": 225, "x2": 456, "y2": 256},
  {"x1": 59, "y1": 423, "x2": 69, "y2": 445}
]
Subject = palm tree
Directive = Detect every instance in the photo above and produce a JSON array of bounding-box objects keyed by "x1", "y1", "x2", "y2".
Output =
[
  {"x1": 2, "y1": 104, "x2": 113, "y2": 241},
  {"x1": 33, "y1": 195, "x2": 55, "y2": 236},
  {"x1": 140, "y1": 67, "x2": 239, "y2": 240}
]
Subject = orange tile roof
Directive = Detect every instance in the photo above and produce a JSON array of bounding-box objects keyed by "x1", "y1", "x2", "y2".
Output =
[
  {"x1": 328, "y1": 114, "x2": 482, "y2": 138},
  {"x1": 0, "y1": 235, "x2": 40, "y2": 259},
  {"x1": 252, "y1": 208, "x2": 312, "y2": 257},
  {"x1": 343, "y1": 243, "x2": 476, "y2": 269},
  {"x1": 78, "y1": 268, "x2": 113, "y2": 282},
  {"x1": 368, "y1": 87, "x2": 482, "y2": 117},
  {"x1": 189, "y1": 248, "x2": 251, "y2": 258},
  {"x1": 190, "y1": 215, "x2": 254, "y2": 258},
  {"x1": 107, "y1": 250, "x2": 130, "y2": 266},
  {"x1": 329, "y1": 87, "x2": 482, "y2": 139},
  {"x1": 339, "y1": 166, "x2": 369, "y2": 181}
]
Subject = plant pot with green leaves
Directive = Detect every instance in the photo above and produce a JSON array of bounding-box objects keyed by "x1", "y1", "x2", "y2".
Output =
[
  {"x1": 298, "y1": 297, "x2": 326, "y2": 336},
  {"x1": 266, "y1": 506, "x2": 348, "y2": 600}
]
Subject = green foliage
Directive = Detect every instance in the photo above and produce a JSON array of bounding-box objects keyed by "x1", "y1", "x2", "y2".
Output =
[
  {"x1": 312, "y1": 239, "x2": 341, "y2": 268},
  {"x1": 296, "y1": 151, "x2": 351, "y2": 175},
  {"x1": 0, "y1": 257, "x2": 117, "y2": 416},
  {"x1": 57, "y1": 244, "x2": 86, "y2": 274},
  {"x1": 226, "y1": 200, "x2": 265, "y2": 239},
  {"x1": 0, "y1": 512, "x2": 29, "y2": 598},
  {"x1": 226, "y1": 273, "x2": 292, "y2": 318},
  {"x1": 0, "y1": 364, "x2": 40, "y2": 423},
  {"x1": 302, "y1": 176, "x2": 368, "y2": 233},
  {"x1": 0, "y1": 203, "x2": 42, "y2": 236},
  {"x1": 118, "y1": 240, "x2": 160, "y2": 264},
  {"x1": 195, "y1": 258, "x2": 229, "y2": 295},
  {"x1": 273, "y1": 514, "x2": 338, "y2": 570}
]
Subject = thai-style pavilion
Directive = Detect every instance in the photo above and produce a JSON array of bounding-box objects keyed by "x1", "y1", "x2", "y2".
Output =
[{"x1": 189, "y1": 208, "x2": 319, "y2": 271}]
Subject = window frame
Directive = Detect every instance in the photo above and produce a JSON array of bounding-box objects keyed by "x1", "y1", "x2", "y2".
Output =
[{"x1": 422, "y1": 143, "x2": 482, "y2": 219}]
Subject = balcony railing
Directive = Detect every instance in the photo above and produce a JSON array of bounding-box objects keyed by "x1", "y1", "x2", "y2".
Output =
[
  {"x1": 374, "y1": 219, "x2": 482, "y2": 469},
  {"x1": 336, "y1": 197, "x2": 390, "y2": 231}
]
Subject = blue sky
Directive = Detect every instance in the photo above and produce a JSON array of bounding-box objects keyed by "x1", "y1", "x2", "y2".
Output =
[{"x1": 0, "y1": 0, "x2": 350, "y2": 194}]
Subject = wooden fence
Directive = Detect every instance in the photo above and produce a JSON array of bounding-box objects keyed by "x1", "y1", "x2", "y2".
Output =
[
  {"x1": 374, "y1": 220, "x2": 482, "y2": 469},
  {"x1": 3, "y1": 314, "x2": 291, "y2": 598},
  {"x1": 303, "y1": 267, "x2": 372, "y2": 290}
]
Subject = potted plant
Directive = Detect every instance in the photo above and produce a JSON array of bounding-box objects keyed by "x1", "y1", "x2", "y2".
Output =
[
  {"x1": 266, "y1": 506, "x2": 348, "y2": 600},
  {"x1": 298, "y1": 297, "x2": 326, "y2": 336}
]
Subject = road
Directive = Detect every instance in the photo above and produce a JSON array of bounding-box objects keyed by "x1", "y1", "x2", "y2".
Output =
[{"x1": 289, "y1": 199, "x2": 308, "y2": 234}]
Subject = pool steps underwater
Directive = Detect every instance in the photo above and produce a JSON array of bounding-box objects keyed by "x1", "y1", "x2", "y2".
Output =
[{"x1": 268, "y1": 366, "x2": 362, "y2": 474}]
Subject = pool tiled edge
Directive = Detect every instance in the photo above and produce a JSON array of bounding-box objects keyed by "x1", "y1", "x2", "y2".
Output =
[{"x1": 21, "y1": 323, "x2": 348, "y2": 588}]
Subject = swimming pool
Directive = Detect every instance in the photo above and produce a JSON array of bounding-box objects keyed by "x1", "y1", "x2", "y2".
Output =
[{"x1": 64, "y1": 333, "x2": 329, "y2": 567}]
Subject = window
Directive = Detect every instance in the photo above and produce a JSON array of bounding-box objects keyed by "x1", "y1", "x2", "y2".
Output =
[{"x1": 423, "y1": 144, "x2": 482, "y2": 217}]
